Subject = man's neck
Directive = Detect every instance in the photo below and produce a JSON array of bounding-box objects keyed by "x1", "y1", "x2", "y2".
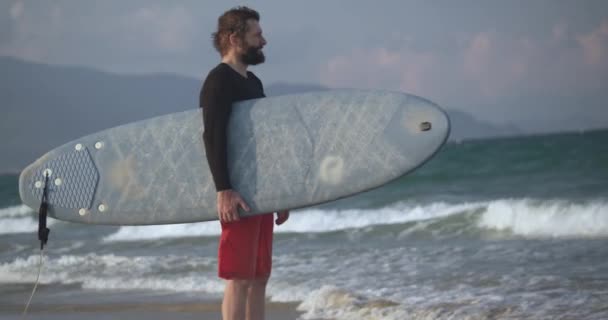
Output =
[{"x1": 221, "y1": 55, "x2": 248, "y2": 78}]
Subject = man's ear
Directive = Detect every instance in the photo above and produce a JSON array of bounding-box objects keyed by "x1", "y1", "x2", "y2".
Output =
[{"x1": 229, "y1": 33, "x2": 241, "y2": 49}]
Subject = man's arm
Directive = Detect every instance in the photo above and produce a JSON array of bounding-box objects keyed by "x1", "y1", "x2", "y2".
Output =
[
  {"x1": 200, "y1": 72, "x2": 232, "y2": 192},
  {"x1": 200, "y1": 71, "x2": 250, "y2": 223}
]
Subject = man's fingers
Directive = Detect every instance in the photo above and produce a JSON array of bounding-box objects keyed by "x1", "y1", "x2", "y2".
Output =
[
  {"x1": 238, "y1": 199, "x2": 251, "y2": 212},
  {"x1": 219, "y1": 208, "x2": 233, "y2": 223},
  {"x1": 230, "y1": 209, "x2": 240, "y2": 221},
  {"x1": 217, "y1": 192, "x2": 248, "y2": 223}
]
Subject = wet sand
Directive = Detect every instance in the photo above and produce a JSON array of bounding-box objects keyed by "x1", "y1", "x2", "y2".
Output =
[
  {"x1": 0, "y1": 283, "x2": 304, "y2": 320},
  {"x1": 3, "y1": 301, "x2": 303, "y2": 320}
]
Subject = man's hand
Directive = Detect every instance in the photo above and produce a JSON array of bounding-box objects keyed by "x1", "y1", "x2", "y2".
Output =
[
  {"x1": 217, "y1": 189, "x2": 250, "y2": 223},
  {"x1": 276, "y1": 210, "x2": 289, "y2": 225}
]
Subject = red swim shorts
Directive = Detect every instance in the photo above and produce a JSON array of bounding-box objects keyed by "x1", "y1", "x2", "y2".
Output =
[{"x1": 218, "y1": 213, "x2": 274, "y2": 280}]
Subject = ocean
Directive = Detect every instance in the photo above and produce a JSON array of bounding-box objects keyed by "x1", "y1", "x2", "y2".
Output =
[{"x1": 1, "y1": 130, "x2": 607, "y2": 319}]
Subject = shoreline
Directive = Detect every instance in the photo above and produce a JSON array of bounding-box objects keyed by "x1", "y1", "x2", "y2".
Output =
[
  {"x1": 1, "y1": 300, "x2": 304, "y2": 320},
  {"x1": 0, "y1": 283, "x2": 305, "y2": 320}
]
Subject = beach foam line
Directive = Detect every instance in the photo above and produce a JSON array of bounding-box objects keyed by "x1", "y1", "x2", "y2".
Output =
[
  {"x1": 102, "y1": 201, "x2": 478, "y2": 242},
  {"x1": 295, "y1": 285, "x2": 407, "y2": 320},
  {"x1": 0, "y1": 204, "x2": 32, "y2": 218},
  {"x1": 0, "y1": 204, "x2": 59, "y2": 235},
  {"x1": 478, "y1": 198, "x2": 608, "y2": 238},
  {"x1": 0, "y1": 253, "x2": 224, "y2": 294},
  {"x1": 94, "y1": 198, "x2": 608, "y2": 242}
]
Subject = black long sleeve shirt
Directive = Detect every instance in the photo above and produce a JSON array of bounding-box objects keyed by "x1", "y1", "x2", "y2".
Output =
[{"x1": 199, "y1": 63, "x2": 265, "y2": 191}]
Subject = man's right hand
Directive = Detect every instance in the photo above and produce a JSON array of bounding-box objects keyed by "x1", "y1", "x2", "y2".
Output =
[{"x1": 217, "y1": 189, "x2": 250, "y2": 223}]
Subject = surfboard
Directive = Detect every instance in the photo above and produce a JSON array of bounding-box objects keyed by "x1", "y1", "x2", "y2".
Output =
[{"x1": 19, "y1": 89, "x2": 450, "y2": 225}]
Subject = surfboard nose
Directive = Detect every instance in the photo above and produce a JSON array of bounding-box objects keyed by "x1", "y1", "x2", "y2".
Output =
[
  {"x1": 406, "y1": 95, "x2": 450, "y2": 137},
  {"x1": 405, "y1": 95, "x2": 451, "y2": 162},
  {"x1": 382, "y1": 93, "x2": 450, "y2": 154},
  {"x1": 422, "y1": 97, "x2": 450, "y2": 143}
]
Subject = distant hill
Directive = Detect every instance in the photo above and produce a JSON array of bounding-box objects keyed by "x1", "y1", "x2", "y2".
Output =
[
  {"x1": 447, "y1": 111, "x2": 521, "y2": 141},
  {"x1": 0, "y1": 57, "x2": 519, "y2": 173}
]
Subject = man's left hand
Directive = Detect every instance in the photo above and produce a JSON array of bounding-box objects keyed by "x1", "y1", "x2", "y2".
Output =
[{"x1": 276, "y1": 210, "x2": 289, "y2": 225}]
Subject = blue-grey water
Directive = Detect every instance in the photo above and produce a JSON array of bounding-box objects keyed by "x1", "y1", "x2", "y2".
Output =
[{"x1": 1, "y1": 130, "x2": 607, "y2": 319}]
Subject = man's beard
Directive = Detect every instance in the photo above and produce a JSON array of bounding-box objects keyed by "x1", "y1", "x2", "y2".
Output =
[{"x1": 240, "y1": 46, "x2": 265, "y2": 65}]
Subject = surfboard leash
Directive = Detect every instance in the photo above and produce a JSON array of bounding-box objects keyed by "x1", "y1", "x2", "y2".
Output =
[
  {"x1": 37, "y1": 173, "x2": 51, "y2": 250},
  {"x1": 22, "y1": 172, "x2": 51, "y2": 318}
]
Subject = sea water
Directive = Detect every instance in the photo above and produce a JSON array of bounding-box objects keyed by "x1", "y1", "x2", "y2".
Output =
[{"x1": 1, "y1": 130, "x2": 607, "y2": 319}]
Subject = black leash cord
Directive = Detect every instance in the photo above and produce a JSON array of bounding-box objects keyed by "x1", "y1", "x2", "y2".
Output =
[
  {"x1": 38, "y1": 173, "x2": 50, "y2": 250},
  {"x1": 22, "y1": 172, "x2": 51, "y2": 318}
]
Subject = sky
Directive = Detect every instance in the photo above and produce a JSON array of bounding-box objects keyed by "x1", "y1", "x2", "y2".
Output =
[{"x1": 1, "y1": 0, "x2": 607, "y2": 133}]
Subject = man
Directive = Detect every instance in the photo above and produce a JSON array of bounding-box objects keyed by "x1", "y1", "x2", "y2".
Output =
[{"x1": 199, "y1": 6, "x2": 289, "y2": 320}]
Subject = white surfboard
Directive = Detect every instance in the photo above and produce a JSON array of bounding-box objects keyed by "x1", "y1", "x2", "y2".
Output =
[{"x1": 19, "y1": 89, "x2": 450, "y2": 225}]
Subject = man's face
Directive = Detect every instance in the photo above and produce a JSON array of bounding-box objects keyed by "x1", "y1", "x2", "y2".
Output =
[{"x1": 237, "y1": 19, "x2": 266, "y2": 65}]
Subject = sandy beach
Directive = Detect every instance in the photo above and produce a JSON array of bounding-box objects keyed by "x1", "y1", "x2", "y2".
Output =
[
  {"x1": 2, "y1": 302, "x2": 303, "y2": 320},
  {"x1": 0, "y1": 283, "x2": 304, "y2": 320}
]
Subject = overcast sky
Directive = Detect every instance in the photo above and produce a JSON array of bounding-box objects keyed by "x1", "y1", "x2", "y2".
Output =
[{"x1": 1, "y1": 0, "x2": 607, "y2": 133}]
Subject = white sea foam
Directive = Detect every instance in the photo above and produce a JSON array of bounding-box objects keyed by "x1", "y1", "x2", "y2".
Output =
[
  {"x1": 102, "y1": 221, "x2": 223, "y2": 242},
  {"x1": 478, "y1": 199, "x2": 608, "y2": 238},
  {"x1": 292, "y1": 283, "x2": 581, "y2": 320},
  {"x1": 296, "y1": 285, "x2": 407, "y2": 320},
  {"x1": 0, "y1": 241, "x2": 603, "y2": 320},
  {"x1": 274, "y1": 202, "x2": 482, "y2": 234},
  {"x1": 102, "y1": 201, "x2": 476, "y2": 242},
  {"x1": 6, "y1": 198, "x2": 607, "y2": 240},
  {"x1": 0, "y1": 253, "x2": 225, "y2": 294},
  {"x1": 0, "y1": 204, "x2": 32, "y2": 218},
  {"x1": 0, "y1": 205, "x2": 57, "y2": 235},
  {"x1": 101, "y1": 198, "x2": 608, "y2": 242}
]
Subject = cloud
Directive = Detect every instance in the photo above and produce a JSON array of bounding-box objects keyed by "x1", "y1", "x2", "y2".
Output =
[
  {"x1": 320, "y1": 19, "x2": 608, "y2": 107},
  {"x1": 9, "y1": 0, "x2": 24, "y2": 20},
  {"x1": 462, "y1": 31, "x2": 536, "y2": 98},
  {"x1": 320, "y1": 47, "x2": 436, "y2": 98},
  {"x1": 0, "y1": 1, "x2": 63, "y2": 62},
  {"x1": 463, "y1": 32, "x2": 492, "y2": 76},
  {"x1": 577, "y1": 20, "x2": 608, "y2": 67},
  {"x1": 552, "y1": 23, "x2": 567, "y2": 42},
  {"x1": 121, "y1": 5, "x2": 195, "y2": 53},
  {"x1": 319, "y1": 32, "x2": 534, "y2": 103},
  {"x1": 0, "y1": 2, "x2": 198, "y2": 66}
]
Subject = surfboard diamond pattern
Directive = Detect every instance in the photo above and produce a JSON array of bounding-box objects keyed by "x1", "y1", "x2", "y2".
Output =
[{"x1": 30, "y1": 147, "x2": 99, "y2": 209}]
